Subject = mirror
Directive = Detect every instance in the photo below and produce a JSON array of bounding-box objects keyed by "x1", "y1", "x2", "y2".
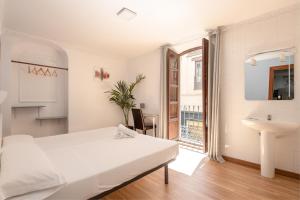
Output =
[{"x1": 245, "y1": 51, "x2": 294, "y2": 100}]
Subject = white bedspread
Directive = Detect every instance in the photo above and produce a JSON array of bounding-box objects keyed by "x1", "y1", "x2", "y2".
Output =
[{"x1": 33, "y1": 127, "x2": 178, "y2": 200}]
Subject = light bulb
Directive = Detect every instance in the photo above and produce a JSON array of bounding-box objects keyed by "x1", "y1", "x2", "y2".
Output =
[
  {"x1": 279, "y1": 52, "x2": 286, "y2": 62},
  {"x1": 250, "y1": 58, "x2": 256, "y2": 66}
]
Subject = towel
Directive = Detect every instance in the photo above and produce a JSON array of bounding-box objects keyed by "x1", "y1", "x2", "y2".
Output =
[{"x1": 115, "y1": 124, "x2": 137, "y2": 139}]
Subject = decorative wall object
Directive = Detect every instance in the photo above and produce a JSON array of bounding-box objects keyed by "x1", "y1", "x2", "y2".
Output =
[
  {"x1": 28, "y1": 65, "x2": 58, "y2": 77},
  {"x1": 95, "y1": 68, "x2": 110, "y2": 81}
]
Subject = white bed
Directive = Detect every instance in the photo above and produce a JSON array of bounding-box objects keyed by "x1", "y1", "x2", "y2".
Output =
[
  {"x1": 26, "y1": 127, "x2": 178, "y2": 200},
  {"x1": 0, "y1": 91, "x2": 178, "y2": 200}
]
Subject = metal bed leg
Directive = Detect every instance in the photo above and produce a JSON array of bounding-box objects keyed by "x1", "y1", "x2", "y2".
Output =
[{"x1": 165, "y1": 165, "x2": 169, "y2": 184}]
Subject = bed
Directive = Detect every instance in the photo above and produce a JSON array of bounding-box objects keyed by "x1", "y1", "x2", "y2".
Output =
[{"x1": 0, "y1": 126, "x2": 178, "y2": 200}]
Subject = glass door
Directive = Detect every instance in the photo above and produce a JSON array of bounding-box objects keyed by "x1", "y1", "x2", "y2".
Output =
[{"x1": 167, "y1": 49, "x2": 180, "y2": 140}]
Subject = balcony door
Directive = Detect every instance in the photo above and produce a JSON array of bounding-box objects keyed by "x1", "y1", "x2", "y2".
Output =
[
  {"x1": 167, "y1": 38, "x2": 209, "y2": 152},
  {"x1": 167, "y1": 49, "x2": 180, "y2": 140},
  {"x1": 202, "y1": 38, "x2": 208, "y2": 152}
]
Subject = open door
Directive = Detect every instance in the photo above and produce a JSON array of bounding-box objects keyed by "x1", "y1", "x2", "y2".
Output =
[
  {"x1": 202, "y1": 38, "x2": 209, "y2": 152},
  {"x1": 167, "y1": 49, "x2": 180, "y2": 140},
  {"x1": 268, "y1": 64, "x2": 294, "y2": 100}
]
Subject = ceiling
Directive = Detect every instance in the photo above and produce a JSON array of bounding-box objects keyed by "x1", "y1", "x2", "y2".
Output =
[{"x1": 2, "y1": 0, "x2": 299, "y2": 59}]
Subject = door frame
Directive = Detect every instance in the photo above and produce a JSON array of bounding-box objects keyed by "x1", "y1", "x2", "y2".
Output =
[
  {"x1": 179, "y1": 46, "x2": 202, "y2": 56},
  {"x1": 268, "y1": 64, "x2": 294, "y2": 100}
]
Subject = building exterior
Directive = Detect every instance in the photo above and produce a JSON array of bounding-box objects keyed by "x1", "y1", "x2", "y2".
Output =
[{"x1": 180, "y1": 51, "x2": 203, "y2": 143}]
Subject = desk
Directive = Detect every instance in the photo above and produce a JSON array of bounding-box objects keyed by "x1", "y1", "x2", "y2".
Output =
[{"x1": 143, "y1": 113, "x2": 159, "y2": 137}]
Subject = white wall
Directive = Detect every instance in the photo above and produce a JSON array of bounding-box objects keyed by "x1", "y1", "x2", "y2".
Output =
[
  {"x1": 67, "y1": 47, "x2": 128, "y2": 132},
  {"x1": 0, "y1": 30, "x2": 129, "y2": 136},
  {"x1": 0, "y1": 0, "x2": 4, "y2": 34},
  {"x1": 220, "y1": 6, "x2": 300, "y2": 173},
  {"x1": 127, "y1": 49, "x2": 161, "y2": 135},
  {"x1": 0, "y1": 32, "x2": 13, "y2": 136},
  {"x1": 180, "y1": 54, "x2": 201, "y2": 96},
  {"x1": 180, "y1": 53, "x2": 202, "y2": 108}
]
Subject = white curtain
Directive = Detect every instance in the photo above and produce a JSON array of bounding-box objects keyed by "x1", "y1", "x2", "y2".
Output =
[
  {"x1": 207, "y1": 28, "x2": 224, "y2": 162},
  {"x1": 159, "y1": 45, "x2": 170, "y2": 139}
]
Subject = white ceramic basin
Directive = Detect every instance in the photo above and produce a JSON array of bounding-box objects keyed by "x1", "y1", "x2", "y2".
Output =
[
  {"x1": 242, "y1": 118, "x2": 300, "y2": 133},
  {"x1": 242, "y1": 117, "x2": 300, "y2": 178}
]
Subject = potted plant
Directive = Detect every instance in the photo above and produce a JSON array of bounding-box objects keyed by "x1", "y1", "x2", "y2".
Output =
[{"x1": 106, "y1": 74, "x2": 145, "y2": 127}]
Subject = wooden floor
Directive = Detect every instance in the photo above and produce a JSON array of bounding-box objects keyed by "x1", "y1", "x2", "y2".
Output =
[{"x1": 103, "y1": 160, "x2": 300, "y2": 200}]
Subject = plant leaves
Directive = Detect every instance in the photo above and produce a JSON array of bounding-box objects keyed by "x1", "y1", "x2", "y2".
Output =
[{"x1": 105, "y1": 74, "x2": 145, "y2": 122}]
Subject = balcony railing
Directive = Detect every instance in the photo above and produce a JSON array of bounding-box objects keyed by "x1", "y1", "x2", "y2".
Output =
[{"x1": 180, "y1": 105, "x2": 203, "y2": 144}]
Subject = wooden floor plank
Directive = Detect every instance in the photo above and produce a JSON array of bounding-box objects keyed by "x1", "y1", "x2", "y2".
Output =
[{"x1": 103, "y1": 161, "x2": 300, "y2": 200}]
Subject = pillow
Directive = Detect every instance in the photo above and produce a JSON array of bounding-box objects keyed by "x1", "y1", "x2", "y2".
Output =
[
  {"x1": 0, "y1": 135, "x2": 33, "y2": 170},
  {"x1": 0, "y1": 135, "x2": 34, "y2": 179},
  {"x1": 0, "y1": 141, "x2": 65, "y2": 200},
  {"x1": 116, "y1": 124, "x2": 137, "y2": 138},
  {"x1": 3, "y1": 135, "x2": 34, "y2": 146}
]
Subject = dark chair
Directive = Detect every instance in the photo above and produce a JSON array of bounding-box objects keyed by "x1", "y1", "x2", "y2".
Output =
[{"x1": 132, "y1": 108, "x2": 157, "y2": 137}]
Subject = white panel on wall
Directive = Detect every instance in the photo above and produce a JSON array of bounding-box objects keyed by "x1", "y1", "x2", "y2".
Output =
[{"x1": 19, "y1": 67, "x2": 57, "y2": 102}]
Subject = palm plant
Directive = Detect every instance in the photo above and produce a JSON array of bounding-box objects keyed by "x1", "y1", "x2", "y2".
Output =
[{"x1": 106, "y1": 74, "x2": 146, "y2": 126}]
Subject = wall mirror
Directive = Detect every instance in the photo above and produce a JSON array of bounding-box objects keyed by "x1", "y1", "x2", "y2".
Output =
[{"x1": 245, "y1": 49, "x2": 295, "y2": 100}]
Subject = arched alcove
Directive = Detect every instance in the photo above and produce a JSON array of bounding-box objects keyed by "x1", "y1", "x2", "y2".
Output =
[
  {"x1": 10, "y1": 35, "x2": 68, "y2": 68},
  {"x1": 8, "y1": 32, "x2": 69, "y2": 137}
]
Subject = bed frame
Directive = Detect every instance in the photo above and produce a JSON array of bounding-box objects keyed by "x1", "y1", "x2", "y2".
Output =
[{"x1": 89, "y1": 159, "x2": 175, "y2": 200}]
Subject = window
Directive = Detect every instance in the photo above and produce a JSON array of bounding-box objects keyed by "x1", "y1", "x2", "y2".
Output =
[{"x1": 194, "y1": 61, "x2": 202, "y2": 90}]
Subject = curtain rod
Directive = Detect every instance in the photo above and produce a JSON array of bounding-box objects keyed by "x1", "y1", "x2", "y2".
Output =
[
  {"x1": 247, "y1": 47, "x2": 296, "y2": 58},
  {"x1": 11, "y1": 60, "x2": 68, "y2": 71}
]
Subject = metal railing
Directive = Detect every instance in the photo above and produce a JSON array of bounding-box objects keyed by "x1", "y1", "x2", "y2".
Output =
[{"x1": 180, "y1": 105, "x2": 203, "y2": 144}]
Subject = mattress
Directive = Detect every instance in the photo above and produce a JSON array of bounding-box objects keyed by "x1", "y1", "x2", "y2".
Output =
[{"x1": 33, "y1": 127, "x2": 178, "y2": 200}]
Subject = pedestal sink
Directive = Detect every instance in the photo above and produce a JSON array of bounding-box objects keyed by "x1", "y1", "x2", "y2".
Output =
[{"x1": 242, "y1": 117, "x2": 300, "y2": 178}]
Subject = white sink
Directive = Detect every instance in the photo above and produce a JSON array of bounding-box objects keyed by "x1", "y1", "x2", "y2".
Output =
[
  {"x1": 242, "y1": 117, "x2": 300, "y2": 178},
  {"x1": 242, "y1": 118, "x2": 300, "y2": 134}
]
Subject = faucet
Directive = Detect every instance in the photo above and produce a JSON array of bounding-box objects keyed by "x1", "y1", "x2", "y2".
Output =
[{"x1": 267, "y1": 114, "x2": 272, "y2": 121}]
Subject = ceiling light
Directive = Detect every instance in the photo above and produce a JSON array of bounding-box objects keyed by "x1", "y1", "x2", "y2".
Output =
[{"x1": 117, "y1": 8, "x2": 137, "y2": 21}]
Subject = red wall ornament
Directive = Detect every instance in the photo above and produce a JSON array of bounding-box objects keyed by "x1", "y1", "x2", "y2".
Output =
[{"x1": 95, "y1": 68, "x2": 110, "y2": 81}]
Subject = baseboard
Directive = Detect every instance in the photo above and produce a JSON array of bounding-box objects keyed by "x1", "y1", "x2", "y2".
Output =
[
  {"x1": 223, "y1": 155, "x2": 300, "y2": 180},
  {"x1": 275, "y1": 168, "x2": 300, "y2": 179}
]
